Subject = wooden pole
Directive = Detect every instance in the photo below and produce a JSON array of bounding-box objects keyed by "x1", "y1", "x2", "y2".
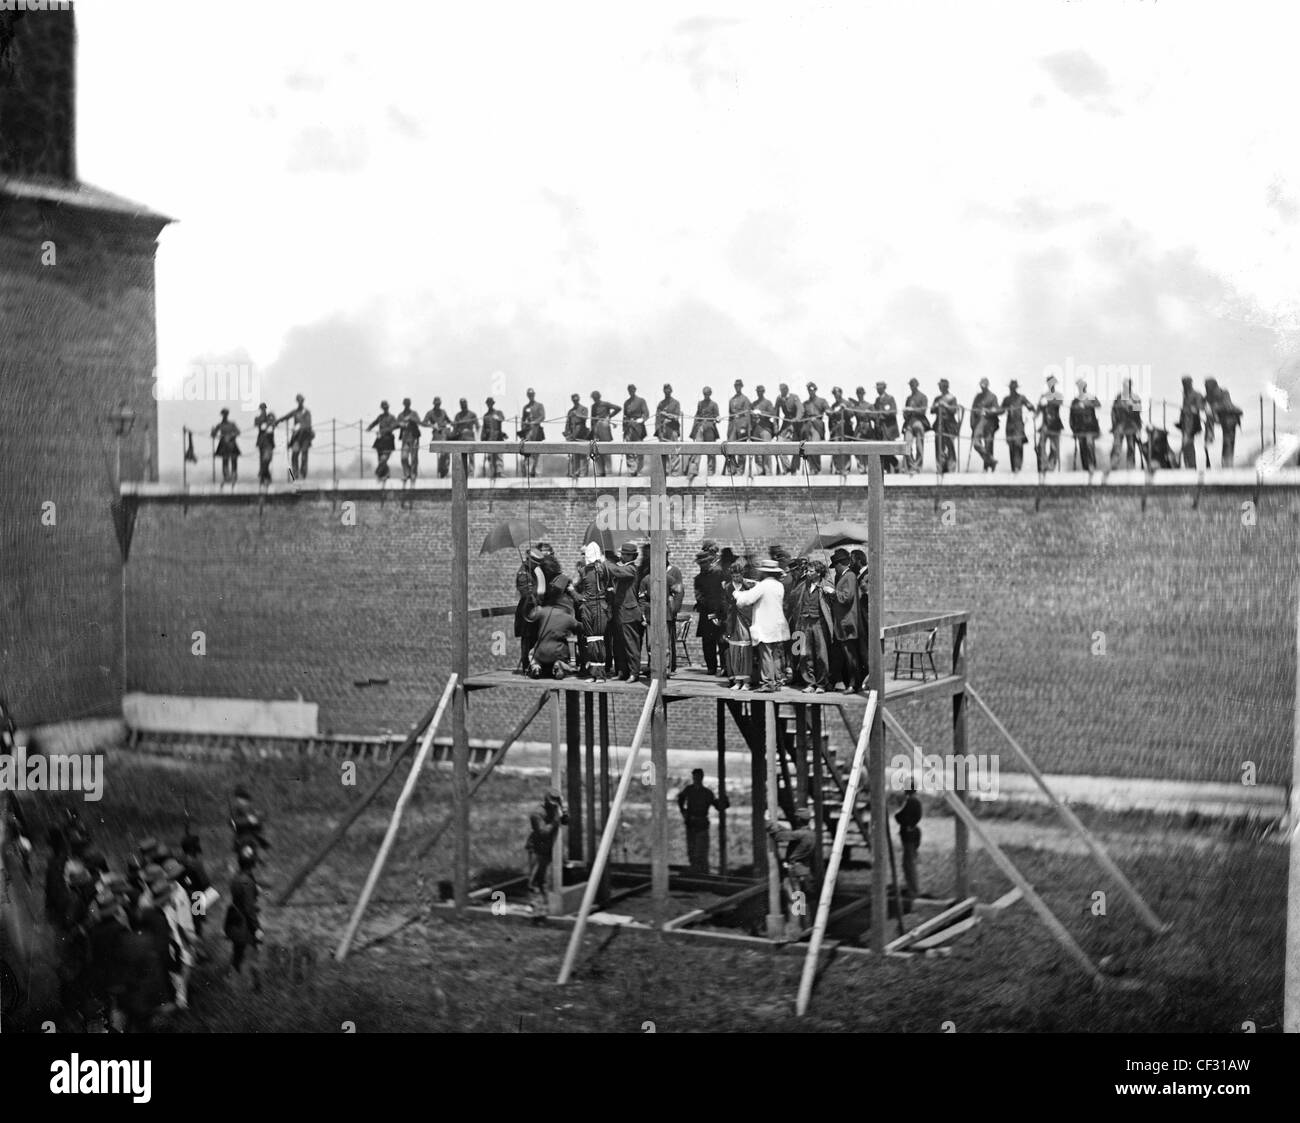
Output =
[
  {"x1": 550, "y1": 690, "x2": 564, "y2": 901},
  {"x1": 335, "y1": 674, "x2": 457, "y2": 960},
  {"x1": 557, "y1": 681, "x2": 660, "y2": 984},
  {"x1": 750, "y1": 713, "x2": 766, "y2": 878},
  {"x1": 451, "y1": 450, "x2": 471, "y2": 911},
  {"x1": 584, "y1": 692, "x2": 596, "y2": 863},
  {"x1": 1287, "y1": 596, "x2": 1300, "y2": 1032},
  {"x1": 276, "y1": 695, "x2": 444, "y2": 905},
  {"x1": 882, "y1": 709, "x2": 1104, "y2": 985},
  {"x1": 765, "y1": 701, "x2": 782, "y2": 938},
  {"x1": 867, "y1": 453, "x2": 887, "y2": 953},
  {"x1": 716, "y1": 700, "x2": 727, "y2": 876},
  {"x1": 412, "y1": 690, "x2": 548, "y2": 860},
  {"x1": 649, "y1": 453, "x2": 670, "y2": 920},
  {"x1": 796, "y1": 692, "x2": 876, "y2": 1015},
  {"x1": 810, "y1": 709, "x2": 825, "y2": 885},
  {"x1": 566, "y1": 690, "x2": 582, "y2": 862},
  {"x1": 952, "y1": 621, "x2": 970, "y2": 899},
  {"x1": 794, "y1": 705, "x2": 809, "y2": 806},
  {"x1": 599, "y1": 693, "x2": 611, "y2": 903},
  {"x1": 967, "y1": 685, "x2": 1166, "y2": 932}
]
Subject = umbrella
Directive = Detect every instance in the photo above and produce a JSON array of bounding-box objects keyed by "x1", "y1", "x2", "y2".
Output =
[
  {"x1": 480, "y1": 518, "x2": 551, "y2": 555},
  {"x1": 803, "y1": 519, "x2": 870, "y2": 553},
  {"x1": 582, "y1": 521, "x2": 617, "y2": 555},
  {"x1": 705, "y1": 513, "x2": 785, "y2": 546}
]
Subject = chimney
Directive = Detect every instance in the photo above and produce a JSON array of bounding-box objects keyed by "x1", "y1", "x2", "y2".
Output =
[{"x1": 0, "y1": 3, "x2": 77, "y2": 182}]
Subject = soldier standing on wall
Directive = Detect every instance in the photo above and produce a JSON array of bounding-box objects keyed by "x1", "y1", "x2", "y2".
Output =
[
  {"x1": 654, "y1": 383, "x2": 683, "y2": 475},
  {"x1": 970, "y1": 379, "x2": 999, "y2": 472},
  {"x1": 279, "y1": 394, "x2": 314, "y2": 480},
  {"x1": 1109, "y1": 378, "x2": 1143, "y2": 471},
  {"x1": 622, "y1": 384, "x2": 649, "y2": 475},
  {"x1": 1000, "y1": 380, "x2": 1033, "y2": 473},
  {"x1": 589, "y1": 391, "x2": 620, "y2": 477},
  {"x1": 211, "y1": 408, "x2": 241, "y2": 485},
  {"x1": 253, "y1": 403, "x2": 276, "y2": 485},
  {"x1": 725, "y1": 379, "x2": 751, "y2": 476},
  {"x1": 1204, "y1": 378, "x2": 1243, "y2": 468},
  {"x1": 366, "y1": 400, "x2": 398, "y2": 480},
  {"x1": 422, "y1": 396, "x2": 452, "y2": 478},
  {"x1": 518, "y1": 389, "x2": 546, "y2": 478},
  {"x1": 801, "y1": 382, "x2": 829, "y2": 473},
  {"x1": 750, "y1": 385, "x2": 776, "y2": 475},
  {"x1": 902, "y1": 378, "x2": 929, "y2": 473},
  {"x1": 871, "y1": 381, "x2": 900, "y2": 474},
  {"x1": 775, "y1": 383, "x2": 802, "y2": 474},
  {"x1": 687, "y1": 388, "x2": 720, "y2": 478},
  {"x1": 481, "y1": 397, "x2": 506, "y2": 478},
  {"x1": 452, "y1": 397, "x2": 479, "y2": 477},
  {"x1": 395, "y1": 397, "x2": 422, "y2": 482},
  {"x1": 564, "y1": 393, "x2": 590, "y2": 478},
  {"x1": 1035, "y1": 374, "x2": 1065, "y2": 473},
  {"x1": 930, "y1": 379, "x2": 960, "y2": 474}
]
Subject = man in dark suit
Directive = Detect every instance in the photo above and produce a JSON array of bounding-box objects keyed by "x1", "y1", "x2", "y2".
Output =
[
  {"x1": 870, "y1": 381, "x2": 900, "y2": 473},
  {"x1": 518, "y1": 389, "x2": 546, "y2": 477},
  {"x1": 970, "y1": 379, "x2": 999, "y2": 472},
  {"x1": 725, "y1": 379, "x2": 751, "y2": 476},
  {"x1": 654, "y1": 384, "x2": 683, "y2": 474},
  {"x1": 694, "y1": 549, "x2": 726, "y2": 676},
  {"x1": 826, "y1": 548, "x2": 860, "y2": 692},
  {"x1": 687, "y1": 388, "x2": 720, "y2": 478},
  {"x1": 606, "y1": 542, "x2": 644, "y2": 681},
  {"x1": 801, "y1": 382, "x2": 829, "y2": 473}
]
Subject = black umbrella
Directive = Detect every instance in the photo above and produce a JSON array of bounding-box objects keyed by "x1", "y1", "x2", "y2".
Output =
[{"x1": 480, "y1": 518, "x2": 551, "y2": 555}]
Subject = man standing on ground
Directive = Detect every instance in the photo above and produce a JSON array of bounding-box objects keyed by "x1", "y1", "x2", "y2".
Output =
[
  {"x1": 526, "y1": 790, "x2": 568, "y2": 910},
  {"x1": 678, "y1": 770, "x2": 727, "y2": 875}
]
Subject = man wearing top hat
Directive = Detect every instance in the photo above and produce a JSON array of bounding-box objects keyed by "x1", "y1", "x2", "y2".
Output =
[
  {"x1": 606, "y1": 542, "x2": 645, "y2": 680},
  {"x1": 622, "y1": 383, "x2": 649, "y2": 475},
  {"x1": 1036, "y1": 374, "x2": 1065, "y2": 472},
  {"x1": 902, "y1": 378, "x2": 930, "y2": 473},
  {"x1": 693, "y1": 547, "x2": 727, "y2": 676},
  {"x1": 396, "y1": 397, "x2": 423, "y2": 481},
  {"x1": 826, "y1": 547, "x2": 862, "y2": 692},
  {"x1": 970, "y1": 378, "x2": 1000, "y2": 472},
  {"x1": 1068, "y1": 378, "x2": 1102, "y2": 472},
  {"x1": 1000, "y1": 380, "x2": 1033, "y2": 473}
]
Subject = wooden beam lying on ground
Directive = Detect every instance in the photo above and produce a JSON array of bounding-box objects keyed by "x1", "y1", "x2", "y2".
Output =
[
  {"x1": 911, "y1": 915, "x2": 981, "y2": 950},
  {"x1": 885, "y1": 897, "x2": 977, "y2": 952},
  {"x1": 663, "y1": 883, "x2": 767, "y2": 931}
]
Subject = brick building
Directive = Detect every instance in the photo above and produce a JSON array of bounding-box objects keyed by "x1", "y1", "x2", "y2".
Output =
[{"x1": 1, "y1": 6, "x2": 169, "y2": 724}]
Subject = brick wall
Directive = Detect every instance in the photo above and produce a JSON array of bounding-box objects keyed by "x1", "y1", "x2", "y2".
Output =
[
  {"x1": 1, "y1": 194, "x2": 164, "y2": 725},
  {"x1": 122, "y1": 479, "x2": 1297, "y2": 786}
]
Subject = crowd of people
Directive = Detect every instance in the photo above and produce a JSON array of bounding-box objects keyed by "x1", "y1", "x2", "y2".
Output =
[
  {"x1": 514, "y1": 538, "x2": 873, "y2": 694},
  {"x1": 204, "y1": 373, "x2": 1247, "y2": 484},
  {"x1": 31, "y1": 787, "x2": 269, "y2": 1032}
]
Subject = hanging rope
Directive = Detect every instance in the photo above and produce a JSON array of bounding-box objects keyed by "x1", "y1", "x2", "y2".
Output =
[{"x1": 801, "y1": 451, "x2": 824, "y2": 552}]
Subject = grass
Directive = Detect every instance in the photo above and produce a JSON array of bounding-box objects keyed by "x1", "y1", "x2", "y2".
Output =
[{"x1": 11, "y1": 749, "x2": 1287, "y2": 1032}]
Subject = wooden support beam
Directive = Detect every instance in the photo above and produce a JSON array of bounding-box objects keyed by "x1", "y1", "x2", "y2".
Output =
[
  {"x1": 796, "y1": 691, "x2": 877, "y2": 1016},
  {"x1": 412, "y1": 690, "x2": 548, "y2": 860},
  {"x1": 451, "y1": 451, "x2": 470, "y2": 911},
  {"x1": 584, "y1": 692, "x2": 596, "y2": 864},
  {"x1": 867, "y1": 454, "x2": 887, "y2": 955},
  {"x1": 716, "y1": 700, "x2": 728, "y2": 877},
  {"x1": 557, "y1": 680, "x2": 660, "y2": 984},
  {"x1": 881, "y1": 709, "x2": 1106, "y2": 985},
  {"x1": 810, "y1": 710, "x2": 825, "y2": 885},
  {"x1": 793, "y1": 704, "x2": 809, "y2": 806},
  {"x1": 966, "y1": 684, "x2": 1166, "y2": 935},
  {"x1": 952, "y1": 621, "x2": 970, "y2": 899},
  {"x1": 765, "y1": 701, "x2": 782, "y2": 938},
  {"x1": 884, "y1": 896, "x2": 976, "y2": 952},
  {"x1": 336, "y1": 675, "x2": 457, "y2": 960},
  {"x1": 649, "y1": 453, "x2": 670, "y2": 921},
  {"x1": 662, "y1": 882, "x2": 767, "y2": 930},
  {"x1": 566, "y1": 690, "x2": 582, "y2": 862},
  {"x1": 275, "y1": 694, "x2": 444, "y2": 905},
  {"x1": 912, "y1": 915, "x2": 981, "y2": 950},
  {"x1": 550, "y1": 690, "x2": 563, "y2": 901}
]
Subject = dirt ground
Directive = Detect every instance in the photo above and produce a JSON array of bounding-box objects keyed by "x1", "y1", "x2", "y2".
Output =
[{"x1": 9, "y1": 750, "x2": 1287, "y2": 1033}]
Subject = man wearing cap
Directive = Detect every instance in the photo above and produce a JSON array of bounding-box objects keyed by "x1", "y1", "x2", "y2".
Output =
[
  {"x1": 515, "y1": 547, "x2": 545, "y2": 672},
  {"x1": 801, "y1": 382, "x2": 829, "y2": 472},
  {"x1": 253, "y1": 403, "x2": 277, "y2": 485},
  {"x1": 767, "y1": 807, "x2": 817, "y2": 929},
  {"x1": 930, "y1": 379, "x2": 961, "y2": 474},
  {"x1": 422, "y1": 395, "x2": 453, "y2": 478},
  {"x1": 481, "y1": 396, "x2": 507, "y2": 477},
  {"x1": 1108, "y1": 378, "x2": 1142, "y2": 470},
  {"x1": 1205, "y1": 377, "x2": 1243, "y2": 468},
  {"x1": 693, "y1": 548, "x2": 727, "y2": 676},
  {"x1": 1000, "y1": 380, "x2": 1033, "y2": 473},
  {"x1": 828, "y1": 387, "x2": 852, "y2": 473},
  {"x1": 563, "y1": 393, "x2": 589, "y2": 478},
  {"x1": 518, "y1": 388, "x2": 546, "y2": 477},
  {"x1": 224, "y1": 845, "x2": 262, "y2": 991},
  {"x1": 775, "y1": 383, "x2": 802, "y2": 473},
  {"x1": 725, "y1": 379, "x2": 751, "y2": 476},
  {"x1": 589, "y1": 390, "x2": 621, "y2": 477},
  {"x1": 970, "y1": 379, "x2": 1000, "y2": 472},
  {"x1": 687, "y1": 388, "x2": 721, "y2": 478},
  {"x1": 366, "y1": 400, "x2": 399, "y2": 480},
  {"x1": 526, "y1": 790, "x2": 569, "y2": 907},
  {"x1": 452, "y1": 397, "x2": 479, "y2": 476},
  {"x1": 1175, "y1": 375, "x2": 1209, "y2": 469},
  {"x1": 210, "y1": 408, "x2": 241, "y2": 485},
  {"x1": 524, "y1": 574, "x2": 581, "y2": 679},
  {"x1": 750, "y1": 385, "x2": 776, "y2": 475},
  {"x1": 1035, "y1": 375, "x2": 1065, "y2": 472},
  {"x1": 654, "y1": 383, "x2": 683, "y2": 474},
  {"x1": 1068, "y1": 379, "x2": 1102, "y2": 472},
  {"x1": 826, "y1": 548, "x2": 861, "y2": 692},
  {"x1": 870, "y1": 381, "x2": 900, "y2": 473},
  {"x1": 606, "y1": 542, "x2": 644, "y2": 680},
  {"x1": 677, "y1": 769, "x2": 728, "y2": 874},
  {"x1": 622, "y1": 384, "x2": 649, "y2": 475},
  {"x1": 279, "y1": 393, "x2": 314, "y2": 480},
  {"x1": 902, "y1": 378, "x2": 930, "y2": 472},
  {"x1": 396, "y1": 397, "x2": 423, "y2": 481},
  {"x1": 731, "y1": 557, "x2": 790, "y2": 692},
  {"x1": 894, "y1": 782, "x2": 924, "y2": 897}
]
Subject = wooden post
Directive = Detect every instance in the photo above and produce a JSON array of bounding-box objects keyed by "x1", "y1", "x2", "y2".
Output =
[
  {"x1": 952, "y1": 621, "x2": 970, "y2": 899},
  {"x1": 550, "y1": 689, "x2": 564, "y2": 901},
  {"x1": 584, "y1": 692, "x2": 596, "y2": 863},
  {"x1": 1287, "y1": 598, "x2": 1300, "y2": 1032},
  {"x1": 806, "y1": 705, "x2": 824, "y2": 884},
  {"x1": 558, "y1": 681, "x2": 660, "y2": 984},
  {"x1": 794, "y1": 704, "x2": 809, "y2": 805},
  {"x1": 967, "y1": 684, "x2": 1165, "y2": 933},
  {"x1": 451, "y1": 450, "x2": 470, "y2": 911},
  {"x1": 649, "y1": 453, "x2": 670, "y2": 921},
  {"x1": 336, "y1": 675, "x2": 457, "y2": 960},
  {"x1": 566, "y1": 690, "x2": 582, "y2": 862},
  {"x1": 716, "y1": 700, "x2": 727, "y2": 877},
  {"x1": 796, "y1": 692, "x2": 876, "y2": 1015},
  {"x1": 599, "y1": 693, "x2": 611, "y2": 903},
  {"x1": 867, "y1": 453, "x2": 887, "y2": 953},
  {"x1": 765, "y1": 701, "x2": 782, "y2": 938},
  {"x1": 750, "y1": 715, "x2": 767, "y2": 878}
]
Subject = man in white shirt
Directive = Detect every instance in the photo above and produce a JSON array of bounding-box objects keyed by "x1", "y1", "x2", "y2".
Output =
[{"x1": 732, "y1": 558, "x2": 791, "y2": 692}]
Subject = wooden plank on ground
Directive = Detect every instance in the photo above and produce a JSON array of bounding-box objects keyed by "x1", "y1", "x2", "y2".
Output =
[{"x1": 884, "y1": 897, "x2": 976, "y2": 952}]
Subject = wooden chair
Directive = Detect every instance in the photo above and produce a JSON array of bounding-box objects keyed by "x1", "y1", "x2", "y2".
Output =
[
  {"x1": 892, "y1": 628, "x2": 939, "y2": 682},
  {"x1": 675, "y1": 616, "x2": 695, "y2": 668}
]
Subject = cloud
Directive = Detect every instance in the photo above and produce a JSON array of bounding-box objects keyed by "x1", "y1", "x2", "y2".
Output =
[
  {"x1": 285, "y1": 124, "x2": 368, "y2": 173},
  {"x1": 1040, "y1": 49, "x2": 1119, "y2": 114}
]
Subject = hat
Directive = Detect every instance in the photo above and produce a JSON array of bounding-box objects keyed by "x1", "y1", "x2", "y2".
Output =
[
  {"x1": 486, "y1": 397, "x2": 495, "y2": 405},
  {"x1": 702, "y1": 386, "x2": 712, "y2": 395},
  {"x1": 403, "y1": 397, "x2": 411, "y2": 406},
  {"x1": 908, "y1": 378, "x2": 919, "y2": 388},
  {"x1": 620, "y1": 542, "x2": 638, "y2": 558},
  {"x1": 545, "y1": 789, "x2": 562, "y2": 802},
  {"x1": 220, "y1": 407, "x2": 229, "y2": 416},
  {"x1": 979, "y1": 378, "x2": 989, "y2": 388},
  {"x1": 296, "y1": 394, "x2": 305, "y2": 403},
  {"x1": 258, "y1": 402, "x2": 267, "y2": 410},
  {"x1": 756, "y1": 384, "x2": 765, "y2": 393},
  {"x1": 734, "y1": 379, "x2": 744, "y2": 386},
  {"x1": 938, "y1": 379, "x2": 949, "y2": 388},
  {"x1": 1046, "y1": 374, "x2": 1058, "y2": 385},
  {"x1": 806, "y1": 381, "x2": 817, "y2": 390},
  {"x1": 694, "y1": 550, "x2": 713, "y2": 563},
  {"x1": 758, "y1": 558, "x2": 783, "y2": 574},
  {"x1": 526, "y1": 547, "x2": 544, "y2": 562},
  {"x1": 791, "y1": 806, "x2": 812, "y2": 822},
  {"x1": 549, "y1": 573, "x2": 572, "y2": 594},
  {"x1": 1009, "y1": 379, "x2": 1019, "y2": 389},
  {"x1": 701, "y1": 539, "x2": 718, "y2": 554},
  {"x1": 875, "y1": 381, "x2": 886, "y2": 389},
  {"x1": 830, "y1": 548, "x2": 851, "y2": 565},
  {"x1": 380, "y1": 400, "x2": 389, "y2": 409}
]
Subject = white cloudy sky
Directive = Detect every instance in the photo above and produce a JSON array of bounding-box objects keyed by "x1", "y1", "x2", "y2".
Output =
[{"x1": 74, "y1": 0, "x2": 1300, "y2": 470}]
